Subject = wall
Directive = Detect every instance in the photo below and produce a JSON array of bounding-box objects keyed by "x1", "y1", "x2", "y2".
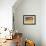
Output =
[
  {"x1": 0, "y1": 0, "x2": 46, "y2": 46},
  {"x1": 0, "y1": 0, "x2": 16, "y2": 30},
  {"x1": 13, "y1": 0, "x2": 41, "y2": 46},
  {"x1": 41, "y1": 0, "x2": 46, "y2": 46}
]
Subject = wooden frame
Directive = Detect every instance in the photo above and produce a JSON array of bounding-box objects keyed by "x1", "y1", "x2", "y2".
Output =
[{"x1": 23, "y1": 15, "x2": 36, "y2": 25}]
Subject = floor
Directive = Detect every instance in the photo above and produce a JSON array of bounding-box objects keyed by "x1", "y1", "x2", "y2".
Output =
[
  {"x1": 0, "y1": 39, "x2": 16, "y2": 46},
  {"x1": 0, "y1": 33, "x2": 23, "y2": 46}
]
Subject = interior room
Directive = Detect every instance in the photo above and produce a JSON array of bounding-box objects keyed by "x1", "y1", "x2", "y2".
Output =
[{"x1": 0, "y1": 0, "x2": 46, "y2": 46}]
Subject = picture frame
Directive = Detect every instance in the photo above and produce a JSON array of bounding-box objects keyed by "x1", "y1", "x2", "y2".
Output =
[{"x1": 23, "y1": 15, "x2": 36, "y2": 25}]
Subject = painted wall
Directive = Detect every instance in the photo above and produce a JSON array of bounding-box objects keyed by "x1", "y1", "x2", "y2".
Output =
[
  {"x1": 0, "y1": 0, "x2": 16, "y2": 29},
  {"x1": 13, "y1": 0, "x2": 41, "y2": 46},
  {"x1": 41, "y1": 0, "x2": 46, "y2": 46},
  {"x1": 0, "y1": 0, "x2": 46, "y2": 46}
]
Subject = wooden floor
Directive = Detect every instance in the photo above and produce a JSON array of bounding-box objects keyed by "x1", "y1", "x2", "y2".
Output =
[
  {"x1": 0, "y1": 39, "x2": 16, "y2": 46},
  {"x1": 0, "y1": 34, "x2": 23, "y2": 46}
]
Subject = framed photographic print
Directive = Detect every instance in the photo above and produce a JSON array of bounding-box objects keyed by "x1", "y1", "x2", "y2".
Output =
[{"x1": 23, "y1": 15, "x2": 36, "y2": 25}]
